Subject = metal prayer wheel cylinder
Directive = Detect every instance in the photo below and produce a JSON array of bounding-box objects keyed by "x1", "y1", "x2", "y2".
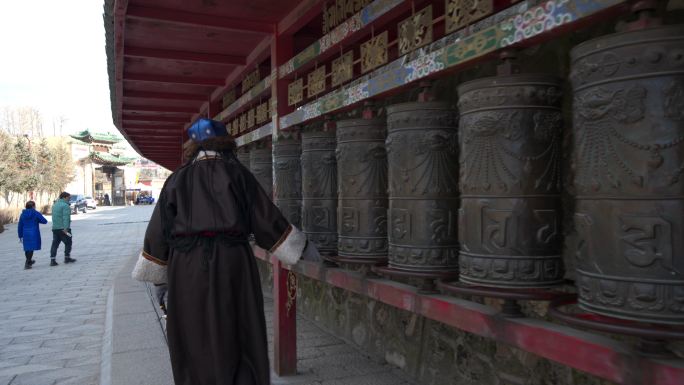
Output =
[
  {"x1": 457, "y1": 74, "x2": 565, "y2": 288},
  {"x1": 570, "y1": 25, "x2": 684, "y2": 324},
  {"x1": 237, "y1": 148, "x2": 250, "y2": 170},
  {"x1": 273, "y1": 136, "x2": 302, "y2": 228},
  {"x1": 301, "y1": 128, "x2": 338, "y2": 255},
  {"x1": 249, "y1": 146, "x2": 273, "y2": 198},
  {"x1": 386, "y1": 102, "x2": 460, "y2": 274},
  {"x1": 336, "y1": 118, "x2": 388, "y2": 263}
]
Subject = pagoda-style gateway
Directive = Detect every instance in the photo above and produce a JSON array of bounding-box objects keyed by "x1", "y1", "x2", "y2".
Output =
[
  {"x1": 69, "y1": 130, "x2": 136, "y2": 205},
  {"x1": 105, "y1": 1, "x2": 684, "y2": 383}
]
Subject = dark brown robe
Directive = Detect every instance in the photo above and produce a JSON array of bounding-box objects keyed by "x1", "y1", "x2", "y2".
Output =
[{"x1": 141, "y1": 151, "x2": 305, "y2": 385}]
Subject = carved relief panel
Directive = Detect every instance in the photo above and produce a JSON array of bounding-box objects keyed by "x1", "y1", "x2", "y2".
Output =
[
  {"x1": 386, "y1": 102, "x2": 460, "y2": 274},
  {"x1": 570, "y1": 25, "x2": 684, "y2": 324},
  {"x1": 302, "y1": 127, "x2": 338, "y2": 255},
  {"x1": 336, "y1": 118, "x2": 388, "y2": 262},
  {"x1": 332, "y1": 51, "x2": 354, "y2": 87},
  {"x1": 398, "y1": 5, "x2": 433, "y2": 55},
  {"x1": 457, "y1": 74, "x2": 564, "y2": 288},
  {"x1": 361, "y1": 31, "x2": 388, "y2": 73},
  {"x1": 445, "y1": 0, "x2": 493, "y2": 34},
  {"x1": 308, "y1": 66, "x2": 327, "y2": 98},
  {"x1": 288, "y1": 78, "x2": 304, "y2": 106}
]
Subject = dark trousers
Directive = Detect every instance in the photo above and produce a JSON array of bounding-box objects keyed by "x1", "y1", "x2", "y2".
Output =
[
  {"x1": 50, "y1": 229, "x2": 72, "y2": 259},
  {"x1": 25, "y1": 251, "x2": 34, "y2": 260}
]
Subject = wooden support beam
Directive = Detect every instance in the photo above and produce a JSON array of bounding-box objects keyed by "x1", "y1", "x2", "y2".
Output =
[
  {"x1": 125, "y1": 91, "x2": 207, "y2": 101},
  {"x1": 123, "y1": 115, "x2": 189, "y2": 123},
  {"x1": 126, "y1": 5, "x2": 274, "y2": 34},
  {"x1": 124, "y1": 46, "x2": 245, "y2": 65},
  {"x1": 123, "y1": 104, "x2": 197, "y2": 113},
  {"x1": 125, "y1": 73, "x2": 224, "y2": 86}
]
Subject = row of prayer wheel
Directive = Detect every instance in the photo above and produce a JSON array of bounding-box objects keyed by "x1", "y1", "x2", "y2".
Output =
[{"x1": 236, "y1": 24, "x2": 683, "y2": 325}]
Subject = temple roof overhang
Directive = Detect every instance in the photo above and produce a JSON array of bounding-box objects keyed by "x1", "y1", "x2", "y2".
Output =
[
  {"x1": 90, "y1": 151, "x2": 136, "y2": 166},
  {"x1": 70, "y1": 130, "x2": 122, "y2": 144},
  {"x1": 104, "y1": 0, "x2": 319, "y2": 170}
]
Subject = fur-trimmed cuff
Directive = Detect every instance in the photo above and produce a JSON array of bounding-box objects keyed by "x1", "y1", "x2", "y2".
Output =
[
  {"x1": 270, "y1": 225, "x2": 306, "y2": 265},
  {"x1": 132, "y1": 251, "x2": 167, "y2": 284}
]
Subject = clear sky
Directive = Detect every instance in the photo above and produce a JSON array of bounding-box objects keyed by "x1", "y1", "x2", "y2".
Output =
[{"x1": 0, "y1": 0, "x2": 114, "y2": 136}]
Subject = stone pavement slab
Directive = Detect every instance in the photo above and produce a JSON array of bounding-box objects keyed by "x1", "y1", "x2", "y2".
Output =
[{"x1": 0, "y1": 206, "x2": 154, "y2": 385}]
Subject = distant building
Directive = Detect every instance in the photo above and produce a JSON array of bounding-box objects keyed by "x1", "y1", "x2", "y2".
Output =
[{"x1": 65, "y1": 130, "x2": 136, "y2": 205}]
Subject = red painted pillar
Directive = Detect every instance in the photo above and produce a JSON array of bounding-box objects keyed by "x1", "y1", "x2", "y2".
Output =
[
  {"x1": 273, "y1": 261, "x2": 297, "y2": 375},
  {"x1": 271, "y1": 32, "x2": 298, "y2": 377}
]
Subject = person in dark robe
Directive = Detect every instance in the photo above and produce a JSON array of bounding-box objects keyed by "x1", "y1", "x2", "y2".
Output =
[{"x1": 132, "y1": 118, "x2": 315, "y2": 385}]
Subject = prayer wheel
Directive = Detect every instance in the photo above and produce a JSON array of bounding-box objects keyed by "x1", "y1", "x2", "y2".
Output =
[
  {"x1": 570, "y1": 25, "x2": 684, "y2": 324},
  {"x1": 301, "y1": 127, "x2": 338, "y2": 255},
  {"x1": 249, "y1": 146, "x2": 273, "y2": 199},
  {"x1": 386, "y1": 102, "x2": 459, "y2": 275},
  {"x1": 336, "y1": 118, "x2": 388, "y2": 263},
  {"x1": 237, "y1": 148, "x2": 250, "y2": 170},
  {"x1": 457, "y1": 74, "x2": 565, "y2": 288},
  {"x1": 273, "y1": 135, "x2": 302, "y2": 228}
]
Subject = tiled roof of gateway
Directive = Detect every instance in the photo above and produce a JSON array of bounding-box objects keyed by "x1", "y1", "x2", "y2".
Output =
[
  {"x1": 89, "y1": 151, "x2": 136, "y2": 166},
  {"x1": 70, "y1": 130, "x2": 122, "y2": 144}
]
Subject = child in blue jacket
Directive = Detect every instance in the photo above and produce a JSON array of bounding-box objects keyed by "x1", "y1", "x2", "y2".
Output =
[{"x1": 18, "y1": 201, "x2": 48, "y2": 269}]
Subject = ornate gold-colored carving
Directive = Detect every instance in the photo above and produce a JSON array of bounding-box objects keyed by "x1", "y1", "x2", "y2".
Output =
[
  {"x1": 446, "y1": 0, "x2": 493, "y2": 34},
  {"x1": 222, "y1": 89, "x2": 236, "y2": 109},
  {"x1": 307, "y1": 66, "x2": 327, "y2": 98},
  {"x1": 288, "y1": 78, "x2": 304, "y2": 106},
  {"x1": 239, "y1": 113, "x2": 247, "y2": 132},
  {"x1": 398, "y1": 5, "x2": 433, "y2": 55},
  {"x1": 285, "y1": 270, "x2": 298, "y2": 316},
  {"x1": 361, "y1": 31, "x2": 388, "y2": 73},
  {"x1": 242, "y1": 69, "x2": 260, "y2": 92},
  {"x1": 256, "y1": 101, "x2": 268, "y2": 124},
  {"x1": 247, "y1": 108, "x2": 256, "y2": 128},
  {"x1": 322, "y1": 0, "x2": 372, "y2": 34},
  {"x1": 331, "y1": 51, "x2": 354, "y2": 87}
]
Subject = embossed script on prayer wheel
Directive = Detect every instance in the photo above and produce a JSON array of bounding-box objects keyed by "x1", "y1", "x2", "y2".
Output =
[
  {"x1": 237, "y1": 148, "x2": 250, "y2": 170},
  {"x1": 336, "y1": 118, "x2": 388, "y2": 263},
  {"x1": 273, "y1": 136, "x2": 302, "y2": 228},
  {"x1": 386, "y1": 102, "x2": 459, "y2": 274},
  {"x1": 302, "y1": 128, "x2": 338, "y2": 255},
  {"x1": 457, "y1": 74, "x2": 564, "y2": 288},
  {"x1": 250, "y1": 146, "x2": 273, "y2": 199},
  {"x1": 570, "y1": 25, "x2": 684, "y2": 324}
]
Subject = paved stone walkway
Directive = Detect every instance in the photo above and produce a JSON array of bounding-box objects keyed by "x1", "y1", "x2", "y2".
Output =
[
  {"x1": 0, "y1": 206, "x2": 153, "y2": 385},
  {"x1": 0, "y1": 205, "x2": 414, "y2": 385}
]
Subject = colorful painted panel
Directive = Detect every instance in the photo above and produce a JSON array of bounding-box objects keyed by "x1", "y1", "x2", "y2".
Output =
[
  {"x1": 308, "y1": 66, "x2": 327, "y2": 98},
  {"x1": 361, "y1": 31, "x2": 388, "y2": 73},
  {"x1": 235, "y1": 122, "x2": 274, "y2": 147},
  {"x1": 446, "y1": 0, "x2": 494, "y2": 34},
  {"x1": 279, "y1": 0, "x2": 404, "y2": 78},
  {"x1": 398, "y1": 5, "x2": 433, "y2": 55},
  {"x1": 288, "y1": 78, "x2": 304, "y2": 106}
]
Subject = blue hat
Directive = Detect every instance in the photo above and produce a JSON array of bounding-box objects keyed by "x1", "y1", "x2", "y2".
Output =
[{"x1": 187, "y1": 118, "x2": 228, "y2": 143}]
